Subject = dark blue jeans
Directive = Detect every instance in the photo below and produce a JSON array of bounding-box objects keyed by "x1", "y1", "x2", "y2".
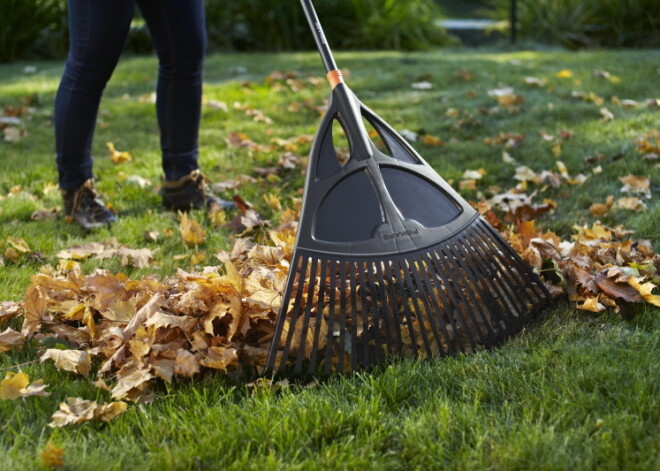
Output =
[{"x1": 55, "y1": 0, "x2": 206, "y2": 190}]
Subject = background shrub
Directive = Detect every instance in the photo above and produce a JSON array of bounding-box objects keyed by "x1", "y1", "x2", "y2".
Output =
[
  {"x1": 488, "y1": 0, "x2": 660, "y2": 48},
  {"x1": 0, "y1": 0, "x2": 66, "y2": 62},
  {"x1": 205, "y1": 0, "x2": 454, "y2": 52}
]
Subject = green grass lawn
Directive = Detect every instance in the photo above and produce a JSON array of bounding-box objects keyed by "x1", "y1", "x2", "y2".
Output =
[{"x1": 1, "y1": 48, "x2": 659, "y2": 469}]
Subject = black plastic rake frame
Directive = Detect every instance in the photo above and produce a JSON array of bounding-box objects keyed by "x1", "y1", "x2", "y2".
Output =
[{"x1": 265, "y1": 0, "x2": 551, "y2": 376}]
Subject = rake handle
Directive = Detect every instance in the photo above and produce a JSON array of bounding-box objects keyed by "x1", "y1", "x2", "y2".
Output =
[{"x1": 300, "y1": 0, "x2": 344, "y2": 88}]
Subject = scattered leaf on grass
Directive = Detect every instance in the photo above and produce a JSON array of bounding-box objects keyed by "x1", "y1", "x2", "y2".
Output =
[
  {"x1": 421, "y1": 134, "x2": 444, "y2": 146},
  {"x1": 41, "y1": 440, "x2": 64, "y2": 469},
  {"x1": 619, "y1": 174, "x2": 652, "y2": 198},
  {"x1": 0, "y1": 372, "x2": 49, "y2": 400},
  {"x1": 49, "y1": 397, "x2": 127, "y2": 427},
  {"x1": 614, "y1": 197, "x2": 647, "y2": 212},
  {"x1": 106, "y1": 142, "x2": 132, "y2": 164},
  {"x1": 179, "y1": 213, "x2": 206, "y2": 247},
  {"x1": 599, "y1": 107, "x2": 614, "y2": 122},
  {"x1": 589, "y1": 196, "x2": 614, "y2": 216},
  {"x1": 0, "y1": 327, "x2": 26, "y2": 353},
  {"x1": 41, "y1": 349, "x2": 92, "y2": 376},
  {"x1": 31, "y1": 209, "x2": 59, "y2": 221}
]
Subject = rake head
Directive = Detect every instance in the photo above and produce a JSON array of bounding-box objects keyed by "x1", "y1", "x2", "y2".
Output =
[
  {"x1": 265, "y1": 2, "x2": 551, "y2": 375},
  {"x1": 266, "y1": 217, "x2": 550, "y2": 376}
]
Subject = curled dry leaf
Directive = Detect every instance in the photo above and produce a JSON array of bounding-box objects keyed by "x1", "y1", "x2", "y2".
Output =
[
  {"x1": 40, "y1": 349, "x2": 92, "y2": 376},
  {"x1": 179, "y1": 213, "x2": 206, "y2": 247},
  {"x1": 0, "y1": 327, "x2": 26, "y2": 353},
  {"x1": 0, "y1": 372, "x2": 49, "y2": 400},
  {"x1": 106, "y1": 142, "x2": 132, "y2": 164},
  {"x1": 49, "y1": 397, "x2": 127, "y2": 427},
  {"x1": 578, "y1": 296, "x2": 606, "y2": 312},
  {"x1": 0, "y1": 300, "x2": 22, "y2": 322},
  {"x1": 40, "y1": 440, "x2": 64, "y2": 469},
  {"x1": 619, "y1": 174, "x2": 652, "y2": 199},
  {"x1": 614, "y1": 197, "x2": 646, "y2": 212}
]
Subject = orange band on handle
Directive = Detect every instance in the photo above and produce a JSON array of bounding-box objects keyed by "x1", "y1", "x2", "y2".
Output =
[{"x1": 326, "y1": 69, "x2": 344, "y2": 89}]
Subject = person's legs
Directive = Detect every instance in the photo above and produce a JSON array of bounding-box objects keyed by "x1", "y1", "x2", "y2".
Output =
[
  {"x1": 54, "y1": 0, "x2": 136, "y2": 191},
  {"x1": 138, "y1": 0, "x2": 233, "y2": 211},
  {"x1": 137, "y1": 0, "x2": 206, "y2": 181}
]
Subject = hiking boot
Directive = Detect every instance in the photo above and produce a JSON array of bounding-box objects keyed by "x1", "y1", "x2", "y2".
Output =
[
  {"x1": 61, "y1": 179, "x2": 116, "y2": 230},
  {"x1": 161, "y1": 169, "x2": 235, "y2": 211}
]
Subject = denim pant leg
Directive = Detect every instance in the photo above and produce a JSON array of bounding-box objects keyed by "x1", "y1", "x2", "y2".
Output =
[
  {"x1": 138, "y1": 0, "x2": 207, "y2": 181},
  {"x1": 54, "y1": 0, "x2": 136, "y2": 191}
]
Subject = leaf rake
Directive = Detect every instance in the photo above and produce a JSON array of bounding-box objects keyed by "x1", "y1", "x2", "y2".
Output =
[{"x1": 266, "y1": 0, "x2": 551, "y2": 375}]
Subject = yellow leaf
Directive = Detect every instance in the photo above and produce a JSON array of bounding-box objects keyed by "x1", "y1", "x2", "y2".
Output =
[
  {"x1": 459, "y1": 179, "x2": 477, "y2": 190},
  {"x1": 200, "y1": 346, "x2": 239, "y2": 371},
  {"x1": 190, "y1": 251, "x2": 207, "y2": 265},
  {"x1": 578, "y1": 296, "x2": 606, "y2": 312},
  {"x1": 209, "y1": 207, "x2": 227, "y2": 227},
  {"x1": 263, "y1": 193, "x2": 282, "y2": 212},
  {"x1": 0, "y1": 371, "x2": 29, "y2": 400},
  {"x1": 179, "y1": 213, "x2": 206, "y2": 247},
  {"x1": 421, "y1": 134, "x2": 444, "y2": 146},
  {"x1": 555, "y1": 69, "x2": 573, "y2": 78},
  {"x1": 589, "y1": 196, "x2": 614, "y2": 216},
  {"x1": 628, "y1": 278, "x2": 660, "y2": 307},
  {"x1": 41, "y1": 439, "x2": 64, "y2": 469},
  {"x1": 551, "y1": 141, "x2": 562, "y2": 157},
  {"x1": 96, "y1": 401, "x2": 128, "y2": 422},
  {"x1": 6, "y1": 237, "x2": 30, "y2": 253},
  {"x1": 106, "y1": 142, "x2": 132, "y2": 164},
  {"x1": 619, "y1": 174, "x2": 651, "y2": 199},
  {"x1": 0, "y1": 372, "x2": 49, "y2": 400}
]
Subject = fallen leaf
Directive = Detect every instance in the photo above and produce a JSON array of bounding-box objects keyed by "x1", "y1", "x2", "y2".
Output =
[
  {"x1": 49, "y1": 397, "x2": 127, "y2": 427},
  {"x1": 30, "y1": 208, "x2": 59, "y2": 221},
  {"x1": 179, "y1": 213, "x2": 206, "y2": 247},
  {"x1": 7, "y1": 237, "x2": 30, "y2": 253},
  {"x1": 174, "y1": 349, "x2": 200, "y2": 377},
  {"x1": 487, "y1": 87, "x2": 524, "y2": 106},
  {"x1": 462, "y1": 168, "x2": 486, "y2": 180},
  {"x1": 619, "y1": 175, "x2": 651, "y2": 199},
  {"x1": 555, "y1": 69, "x2": 573, "y2": 78},
  {"x1": 200, "y1": 346, "x2": 239, "y2": 371},
  {"x1": 411, "y1": 81, "x2": 432, "y2": 90},
  {"x1": 106, "y1": 142, "x2": 132, "y2": 164},
  {"x1": 578, "y1": 296, "x2": 606, "y2": 312},
  {"x1": 523, "y1": 77, "x2": 547, "y2": 87},
  {"x1": 589, "y1": 196, "x2": 614, "y2": 216},
  {"x1": 40, "y1": 440, "x2": 64, "y2": 469},
  {"x1": 0, "y1": 372, "x2": 49, "y2": 400},
  {"x1": 599, "y1": 107, "x2": 614, "y2": 122},
  {"x1": 614, "y1": 197, "x2": 647, "y2": 212},
  {"x1": 421, "y1": 134, "x2": 444, "y2": 146},
  {"x1": 3, "y1": 126, "x2": 27, "y2": 142},
  {"x1": 0, "y1": 327, "x2": 26, "y2": 353},
  {"x1": 628, "y1": 278, "x2": 660, "y2": 307},
  {"x1": 40, "y1": 349, "x2": 92, "y2": 376},
  {"x1": 0, "y1": 300, "x2": 22, "y2": 322}
]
